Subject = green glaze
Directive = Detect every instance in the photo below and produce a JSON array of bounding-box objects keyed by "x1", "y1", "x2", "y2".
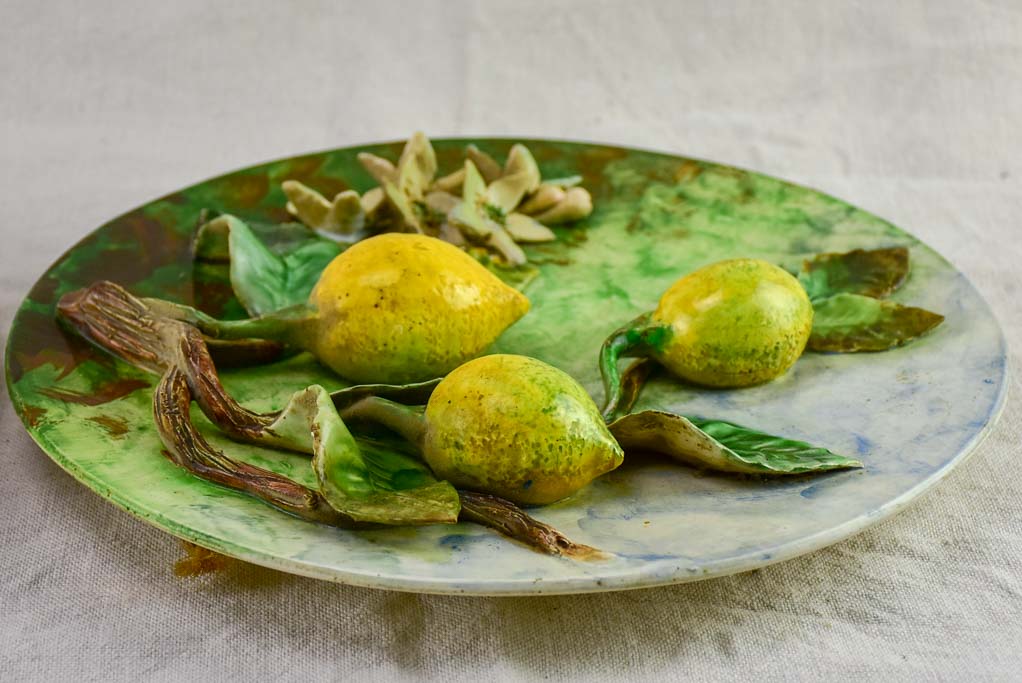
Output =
[{"x1": 5, "y1": 138, "x2": 995, "y2": 595}]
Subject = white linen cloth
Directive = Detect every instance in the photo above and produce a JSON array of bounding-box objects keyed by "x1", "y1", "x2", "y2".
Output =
[{"x1": 1, "y1": 1, "x2": 1019, "y2": 679}]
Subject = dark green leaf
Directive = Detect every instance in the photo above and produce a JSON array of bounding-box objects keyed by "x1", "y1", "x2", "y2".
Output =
[
  {"x1": 608, "y1": 410, "x2": 862, "y2": 475},
  {"x1": 798, "y1": 246, "x2": 910, "y2": 301},
  {"x1": 618, "y1": 358, "x2": 657, "y2": 416},
  {"x1": 809, "y1": 293, "x2": 944, "y2": 352},
  {"x1": 330, "y1": 378, "x2": 442, "y2": 412},
  {"x1": 195, "y1": 215, "x2": 341, "y2": 316}
]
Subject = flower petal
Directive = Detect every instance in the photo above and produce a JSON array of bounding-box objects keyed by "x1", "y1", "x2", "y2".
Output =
[
  {"x1": 432, "y1": 167, "x2": 465, "y2": 194},
  {"x1": 324, "y1": 190, "x2": 365, "y2": 235},
  {"x1": 448, "y1": 199, "x2": 491, "y2": 239},
  {"x1": 424, "y1": 190, "x2": 461, "y2": 215},
  {"x1": 461, "y1": 159, "x2": 488, "y2": 206},
  {"x1": 360, "y1": 186, "x2": 385, "y2": 215},
  {"x1": 437, "y1": 222, "x2": 467, "y2": 246},
  {"x1": 357, "y1": 152, "x2": 398, "y2": 185},
  {"x1": 503, "y1": 144, "x2": 541, "y2": 194},
  {"x1": 282, "y1": 180, "x2": 333, "y2": 228},
  {"x1": 484, "y1": 222, "x2": 528, "y2": 265},
  {"x1": 519, "y1": 184, "x2": 566, "y2": 215},
  {"x1": 486, "y1": 171, "x2": 533, "y2": 214},
  {"x1": 383, "y1": 179, "x2": 424, "y2": 233},
  {"x1": 532, "y1": 187, "x2": 593, "y2": 224},
  {"x1": 505, "y1": 213, "x2": 556, "y2": 243},
  {"x1": 542, "y1": 174, "x2": 583, "y2": 188},
  {"x1": 466, "y1": 144, "x2": 502, "y2": 184},
  {"x1": 396, "y1": 131, "x2": 438, "y2": 201}
]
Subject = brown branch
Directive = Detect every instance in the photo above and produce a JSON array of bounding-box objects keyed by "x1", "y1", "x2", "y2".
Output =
[
  {"x1": 57, "y1": 281, "x2": 278, "y2": 441},
  {"x1": 458, "y1": 490, "x2": 605, "y2": 560},
  {"x1": 154, "y1": 366, "x2": 363, "y2": 527},
  {"x1": 177, "y1": 328, "x2": 277, "y2": 440}
]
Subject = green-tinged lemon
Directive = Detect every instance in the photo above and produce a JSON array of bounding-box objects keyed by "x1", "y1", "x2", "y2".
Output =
[
  {"x1": 650, "y1": 258, "x2": 812, "y2": 387},
  {"x1": 422, "y1": 354, "x2": 623, "y2": 505}
]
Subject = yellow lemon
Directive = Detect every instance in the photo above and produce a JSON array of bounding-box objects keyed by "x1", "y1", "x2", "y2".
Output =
[
  {"x1": 651, "y1": 258, "x2": 812, "y2": 387},
  {"x1": 422, "y1": 354, "x2": 623, "y2": 505},
  {"x1": 309, "y1": 234, "x2": 529, "y2": 384}
]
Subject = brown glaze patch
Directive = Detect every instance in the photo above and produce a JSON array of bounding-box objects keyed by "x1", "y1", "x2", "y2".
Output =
[
  {"x1": 9, "y1": 207, "x2": 194, "y2": 381},
  {"x1": 22, "y1": 405, "x2": 48, "y2": 428},
  {"x1": 174, "y1": 541, "x2": 233, "y2": 577},
  {"x1": 574, "y1": 145, "x2": 629, "y2": 200},
  {"x1": 269, "y1": 154, "x2": 325, "y2": 184},
  {"x1": 261, "y1": 206, "x2": 293, "y2": 224},
  {"x1": 191, "y1": 263, "x2": 241, "y2": 319},
  {"x1": 8, "y1": 325, "x2": 108, "y2": 383},
  {"x1": 303, "y1": 176, "x2": 351, "y2": 202},
  {"x1": 108, "y1": 211, "x2": 193, "y2": 295},
  {"x1": 216, "y1": 173, "x2": 269, "y2": 209},
  {"x1": 38, "y1": 378, "x2": 150, "y2": 406},
  {"x1": 160, "y1": 191, "x2": 189, "y2": 205},
  {"x1": 674, "y1": 160, "x2": 703, "y2": 183},
  {"x1": 528, "y1": 141, "x2": 566, "y2": 164},
  {"x1": 434, "y1": 145, "x2": 467, "y2": 171},
  {"x1": 86, "y1": 415, "x2": 130, "y2": 438}
]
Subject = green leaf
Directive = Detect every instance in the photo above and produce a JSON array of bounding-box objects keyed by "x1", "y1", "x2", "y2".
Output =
[
  {"x1": 270, "y1": 384, "x2": 460, "y2": 525},
  {"x1": 608, "y1": 410, "x2": 863, "y2": 475},
  {"x1": 617, "y1": 358, "x2": 657, "y2": 416},
  {"x1": 798, "y1": 246, "x2": 910, "y2": 301},
  {"x1": 330, "y1": 378, "x2": 442, "y2": 412},
  {"x1": 196, "y1": 215, "x2": 341, "y2": 317},
  {"x1": 809, "y1": 292, "x2": 944, "y2": 352}
]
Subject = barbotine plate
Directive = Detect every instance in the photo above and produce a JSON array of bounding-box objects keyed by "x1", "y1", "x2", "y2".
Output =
[{"x1": 5, "y1": 139, "x2": 1007, "y2": 595}]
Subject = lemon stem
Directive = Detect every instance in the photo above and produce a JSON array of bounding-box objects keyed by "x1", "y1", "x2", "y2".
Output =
[
  {"x1": 143, "y1": 298, "x2": 315, "y2": 347},
  {"x1": 599, "y1": 312, "x2": 670, "y2": 422},
  {"x1": 340, "y1": 396, "x2": 428, "y2": 448}
]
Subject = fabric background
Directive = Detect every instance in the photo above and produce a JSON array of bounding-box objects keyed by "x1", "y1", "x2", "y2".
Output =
[{"x1": 2, "y1": 1, "x2": 1019, "y2": 680}]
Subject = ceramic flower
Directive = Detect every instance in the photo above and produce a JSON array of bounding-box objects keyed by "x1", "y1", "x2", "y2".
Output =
[
  {"x1": 281, "y1": 181, "x2": 371, "y2": 238},
  {"x1": 284, "y1": 132, "x2": 596, "y2": 265}
]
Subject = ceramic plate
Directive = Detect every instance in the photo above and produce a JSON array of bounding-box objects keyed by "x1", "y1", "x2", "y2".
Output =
[{"x1": 5, "y1": 139, "x2": 1007, "y2": 595}]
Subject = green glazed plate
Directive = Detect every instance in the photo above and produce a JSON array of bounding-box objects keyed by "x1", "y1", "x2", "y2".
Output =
[{"x1": 5, "y1": 139, "x2": 1008, "y2": 595}]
